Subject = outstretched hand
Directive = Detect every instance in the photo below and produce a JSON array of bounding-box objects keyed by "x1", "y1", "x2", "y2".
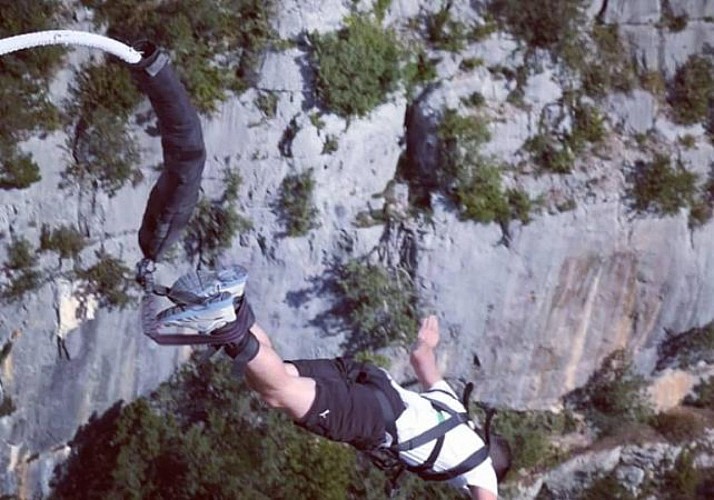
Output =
[{"x1": 417, "y1": 315, "x2": 440, "y2": 349}]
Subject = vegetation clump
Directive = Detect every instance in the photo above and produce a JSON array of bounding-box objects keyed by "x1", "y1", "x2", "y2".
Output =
[
  {"x1": 668, "y1": 55, "x2": 714, "y2": 125},
  {"x1": 0, "y1": 0, "x2": 66, "y2": 190},
  {"x1": 82, "y1": 0, "x2": 275, "y2": 113},
  {"x1": 40, "y1": 224, "x2": 87, "y2": 261},
  {"x1": 1, "y1": 237, "x2": 42, "y2": 302},
  {"x1": 311, "y1": 14, "x2": 402, "y2": 117},
  {"x1": 185, "y1": 169, "x2": 252, "y2": 265},
  {"x1": 564, "y1": 349, "x2": 653, "y2": 436},
  {"x1": 656, "y1": 321, "x2": 714, "y2": 370},
  {"x1": 333, "y1": 259, "x2": 419, "y2": 352},
  {"x1": 437, "y1": 109, "x2": 533, "y2": 225},
  {"x1": 425, "y1": 2, "x2": 469, "y2": 52},
  {"x1": 630, "y1": 155, "x2": 698, "y2": 216},
  {"x1": 495, "y1": 409, "x2": 575, "y2": 472},
  {"x1": 488, "y1": 0, "x2": 585, "y2": 50},
  {"x1": 275, "y1": 170, "x2": 319, "y2": 237},
  {"x1": 76, "y1": 251, "x2": 135, "y2": 309}
]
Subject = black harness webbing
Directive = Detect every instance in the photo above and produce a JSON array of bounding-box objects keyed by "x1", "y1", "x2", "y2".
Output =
[{"x1": 369, "y1": 383, "x2": 491, "y2": 485}]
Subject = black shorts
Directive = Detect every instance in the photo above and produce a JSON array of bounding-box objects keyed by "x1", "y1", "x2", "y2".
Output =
[{"x1": 289, "y1": 358, "x2": 405, "y2": 451}]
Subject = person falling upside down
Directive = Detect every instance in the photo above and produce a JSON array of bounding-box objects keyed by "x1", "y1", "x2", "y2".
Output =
[
  {"x1": 155, "y1": 266, "x2": 511, "y2": 500},
  {"x1": 126, "y1": 40, "x2": 510, "y2": 499}
]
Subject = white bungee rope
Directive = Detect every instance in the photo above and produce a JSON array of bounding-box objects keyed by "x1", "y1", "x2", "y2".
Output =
[{"x1": 0, "y1": 30, "x2": 142, "y2": 64}]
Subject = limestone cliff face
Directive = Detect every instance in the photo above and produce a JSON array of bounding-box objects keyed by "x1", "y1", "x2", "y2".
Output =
[{"x1": 0, "y1": 0, "x2": 713, "y2": 496}]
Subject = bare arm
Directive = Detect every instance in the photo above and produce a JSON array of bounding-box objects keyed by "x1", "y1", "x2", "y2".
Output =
[{"x1": 410, "y1": 315, "x2": 443, "y2": 390}]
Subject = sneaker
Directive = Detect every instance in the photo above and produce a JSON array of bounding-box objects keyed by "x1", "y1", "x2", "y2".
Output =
[
  {"x1": 167, "y1": 265, "x2": 248, "y2": 306},
  {"x1": 156, "y1": 292, "x2": 237, "y2": 334}
]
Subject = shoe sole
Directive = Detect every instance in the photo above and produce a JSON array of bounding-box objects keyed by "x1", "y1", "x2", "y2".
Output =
[{"x1": 157, "y1": 293, "x2": 237, "y2": 333}]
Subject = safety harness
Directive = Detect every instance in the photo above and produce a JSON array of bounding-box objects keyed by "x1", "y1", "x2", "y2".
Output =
[{"x1": 368, "y1": 381, "x2": 495, "y2": 496}]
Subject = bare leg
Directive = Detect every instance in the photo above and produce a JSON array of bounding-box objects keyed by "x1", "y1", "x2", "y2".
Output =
[{"x1": 243, "y1": 323, "x2": 316, "y2": 420}]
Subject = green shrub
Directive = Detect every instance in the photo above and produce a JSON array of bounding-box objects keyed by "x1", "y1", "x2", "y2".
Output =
[
  {"x1": 662, "y1": 451, "x2": 699, "y2": 500},
  {"x1": 0, "y1": 73, "x2": 61, "y2": 141},
  {"x1": 524, "y1": 133, "x2": 574, "y2": 174},
  {"x1": 656, "y1": 321, "x2": 714, "y2": 370},
  {"x1": 668, "y1": 55, "x2": 714, "y2": 125},
  {"x1": 76, "y1": 251, "x2": 135, "y2": 309},
  {"x1": 577, "y1": 24, "x2": 636, "y2": 97},
  {"x1": 322, "y1": 135, "x2": 339, "y2": 155},
  {"x1": 2, "y1": 270, "x2": 42, "y2": 302},
  {"x1": 62, "y1": 110, "x2": 142, "y2": 197},
  {"x1": 453, "y1": 155, "x2": 510, "y2": 224},
  {"x1": 403, "y1": 50, "x2": 438, "y2": 95},
  {"x1": 82, "y1": 0, "x2": 275, "y2": 113},
  {"x1": 489, "y1": 0, "x2": 585, "y2": 50},
  {"x1": 495, "y1": 409, "x2": 573, "y2": 472},
  {"x1": 311, "y1": 14, "x2": 402, "y2": 117},
  {"x1": 333, "y1": 259, "x2": 419, "y2": 352},
  {"x1": 425, "y1": 3, "x2": 468, "y2": 52},
  {"x1": 68, "y1": 61, "x2": 141, "y2": 122},
  {"x1": 40, "y1": 224, "x2": 87, "y2": 260},
  {"x1": 185, "y1": 170, "x2": 252, "y2": 264},
  {"x1": 567, "y1": 101, "x2": 606, "y2": 153},
  {"x1": 564, "y1": 349, "x2": 653, "y2": 436},
  {"x1": 578, "y1": 472, "x2": 636, "y2": 500},
  {"x1": 685, "y1": 377, "x2": 714, "y2": 409},
  {"x1": 5, "y1": 237, "x2": 37, "y2": 271},
  {"x1": 0, "y1": 1, "x2": 66, "y2": 190},
  {"x1": 0, "y1": 142, "x2": 41, "y2": 190},
  {"x1": 631, "y1": 155, "x2": 698, "y2": 215},
  {"x1": 276, "y1": 170, "x2": 319, "y2": 237},
  {"x1": 255, "y1": 91, "x2": 278, "y2": 118}
]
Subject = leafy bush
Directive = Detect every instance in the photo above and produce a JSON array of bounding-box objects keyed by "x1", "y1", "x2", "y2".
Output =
[
  {"x1": 333, "y1": 259, "x2": 419, "y2": 352},
  {"x1": 578, "y1": 472, "x2": 636, "y2": 500},
  {"x1": 185, "y1": 170, "x2": 251, "y2": 264},
  {"x1": 567, "y1": 100, "x2": 606, "y2": 153},
  {"x1": 68, "y1": 60, "x2": 141, "y2": 122},
  {"x1": 631, "y1": 155, "x2": 698, "y2": 215},
  {"x1": 276, "y1": 170, "x2": 319, "y2": 237},
  {"x1": 656, "y1": 321, "x2": 714, "y2": 370},
  {"x1": 668, "y1": 55, "x2": 714, "y2": 125},
  {"x1": 0, "y1": 1, "x2": 66, "y2": 190},
  {"x1": 661, "y1": 450, "x2": 699, "y2": 500},
  {"x1": 63, "y1": 109, "x2": 142, "y2": 197},
  {"x1": 311, "y1": 14, "x2": 402, "y2": 117},
  {"x1": 2, "y1": 270, "x2": 42, "y2": 302},
  {"x1": 255, "y1": 91, "x2": 278, "y2": 118},
  {"x1": 82, "y1": 0, "x2": 275, "y2": 113},
  {"x1": 685, "y1": 377, "x2": 714, "y2": 409},
  {"x1": 76, "y1": 251, "x2": 135, "y2": 309},
  {"x1": 40, "y1": 224, "x2": 87, "y2": 260},
  {"x1": 564, "y1": 349, "x2": 653, "y2": 436},
  {"x1": 0, "y1": 142, "x2": 41, "y2": 190},
  {"x1": 5, "y1": 237, "x2": 37, "y2": 270},
  {"x1": 524, "y1": 133, "x2": 574, "y2": 174},
  {"x1": 576, "y1": 24, "x2": 636, "y2": 98},
  {"x1": 488, "y1": 0, "x2": 585, "y2": 50},
  {"x1": 425, "y1": 2, "x2": 468, "y2": 52},
  {"x1": 322, "y1": 134, "x2": 339, "y2": 155},
  {"x1": 453, "y1": 155, "x2": 510, "y2": 223},
  {"x1": 495, "y1": 409, "x2": 574, "y2": 472}
]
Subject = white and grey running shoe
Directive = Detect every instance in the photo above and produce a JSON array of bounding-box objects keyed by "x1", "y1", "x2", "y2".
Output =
[
  {"x1": 156, "y1": 292, "x2": 237, "y2": 334},
  {"x1": 167, "y1": 265, "x2": 247, "y2": 306}
]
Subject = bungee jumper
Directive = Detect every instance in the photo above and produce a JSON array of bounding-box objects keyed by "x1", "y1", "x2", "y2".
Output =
[{"x1": 124, "y1": 42, "x2": 511, "y2": 499}]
